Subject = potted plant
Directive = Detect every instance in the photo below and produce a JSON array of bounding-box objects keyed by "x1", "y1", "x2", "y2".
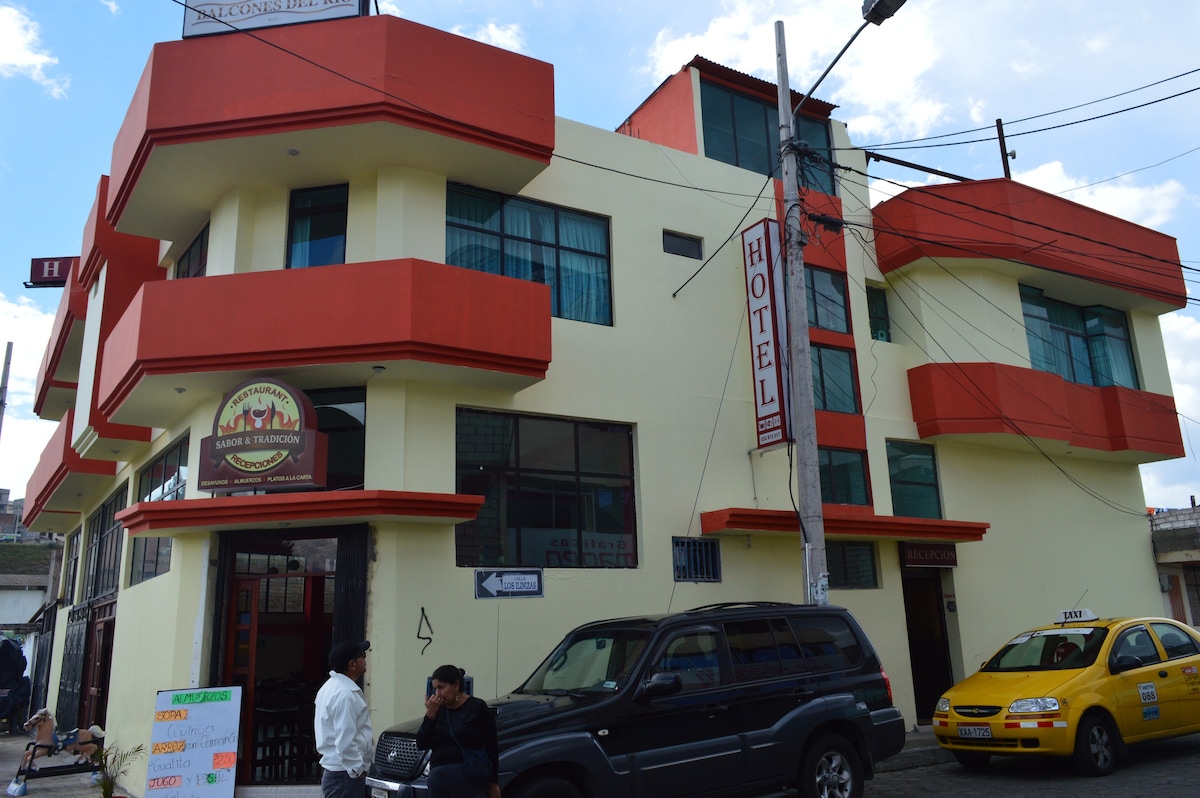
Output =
[{"x1": 91, "y1": 743, "x2": 146, "y2": 798}]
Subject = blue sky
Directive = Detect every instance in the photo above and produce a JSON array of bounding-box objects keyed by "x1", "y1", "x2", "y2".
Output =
[{"x1": 1, "y1": 0, "x2": 1197, "y2": 509}]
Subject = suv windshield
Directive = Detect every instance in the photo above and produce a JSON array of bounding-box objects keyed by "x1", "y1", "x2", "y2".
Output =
[
  {"x1": 518, "y1": 628, "x2": 653, "y2": 694},
  {"x1": 981, "y1": 627, "x2": 1109, "y2": 672}
]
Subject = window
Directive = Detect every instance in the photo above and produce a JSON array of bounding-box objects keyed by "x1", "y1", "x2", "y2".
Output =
[
  {"x1": 446, "y1": 185, "x2": 613, "y2": 325},
  {"x1": 806, "y1": 267, "x2": 848, "y2": 332},
  {"x1": 812, "y1": 345, "x2": 858, "y2": 413},
  {"x1": 672, "y1": 537, "x2": 720, "y2": 582},
  {"x1": 131, "y1": 437, "x2": 188, "y2": 585},
  {"x1": 791, "y1": 614, "x2": 864, "y2": 670},
  {"x1": 725, "y1": 617, "x2": 808, "y2": 682},
  {"x1": 818, "y1": 448, "x2": 868, "y2": 505},
  {"x1": 63, "y1": 529, "x2": 80, "y2": 604},
  {"x1": 653, "y1": 631, "x2": 722, "y2": 692},
  {"x1": 663, "y1": 230, "x2": 703, "y2": 259},
  {"x1": 699, "y1": 80, "x2": 835, "y2": 194},
  {"x1": 177, "y1": 225, "x2": 208, "y2": 279},
  {"x1": 827, "y1": 541, "x2": 878, "y2": 589},
  {"x1": 1020, "y1": 285, "x2": 1138, "y2": 388},
  {"x1": 287, "y1": 184, "x2": 348, "y2": 268},
  {"x1": 866, "y1": 285, "x2": 891, "y2": 342},
  {"x1": 83, "y1": 485, "x2": 127, "y2": 601},
  {"x1": 1152, "y1": 622, "x2": 1200, "y2": 659},
  {"x1": 886, "y1": 440, "x2": 941, "y2": 519},
  {"x1": 456, "y1": 409, "x2": 636, "y2": 568}
]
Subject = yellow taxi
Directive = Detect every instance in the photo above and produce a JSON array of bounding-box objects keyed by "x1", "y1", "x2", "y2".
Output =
[{"x1": 933, "y1": 609, "x2": 1200, "y2": 776}]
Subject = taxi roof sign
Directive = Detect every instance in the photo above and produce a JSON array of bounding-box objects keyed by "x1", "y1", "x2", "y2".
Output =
[{"x1": 1056, "y1": 608, "x2": 1099, "y2": 624}]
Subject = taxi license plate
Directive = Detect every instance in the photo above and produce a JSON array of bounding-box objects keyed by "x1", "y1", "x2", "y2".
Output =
[
  {"x1": 371, "y1": 789, "x2": 389, "y2": 798},
  {"x1": 957, "y1": 724, "x2": 991, "y2": 739}
]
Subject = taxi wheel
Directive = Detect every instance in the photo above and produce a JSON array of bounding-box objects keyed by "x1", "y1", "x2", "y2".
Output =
[
  {"x1": 1073, "y1": 714, "x2": 1117, "y2": 777},
  {"x1": 952, "y1": 751, "x2": 990, "y2": 769},
  {"x1": 800, "y1": 734, "x2": 863, "y2": 798}
]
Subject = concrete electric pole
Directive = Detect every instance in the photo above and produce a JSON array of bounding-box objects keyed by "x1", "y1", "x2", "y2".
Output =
[{"x1": 774, "y1": 1, "x2": 906, "y2": 605}]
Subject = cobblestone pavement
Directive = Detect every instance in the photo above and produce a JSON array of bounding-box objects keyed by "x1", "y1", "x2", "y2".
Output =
[{"x1": 866, "y1": 736, "x2": 1200, "y2": 797}]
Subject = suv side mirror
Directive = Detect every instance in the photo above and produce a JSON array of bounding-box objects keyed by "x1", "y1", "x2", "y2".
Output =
[{"x1": 636, "y1": 672, "x2": 682, "y2": 702}]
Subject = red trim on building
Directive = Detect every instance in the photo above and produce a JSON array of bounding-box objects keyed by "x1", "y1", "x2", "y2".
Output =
[
  {"x1": 699, "y1": 506, "x2": 988, "y2": 542},
  {"x1": 33, "y1": 258, "x2": 87, "y2": 418},
  {"x1": 115, "y1": 490, "x2": 484, "y2": 536},
  {"x1": 872, "y1": 179, "x2": 1186, "y2": 309},
  {"x1": 617, "y1": 70, "x2": 699, "y2": 154},
  {"x1": 908, "y1": 362, "x2": 1184, "y2": 458},
  {"x1": 97, "y1": 259, "x2": 552, "y2": 422},
  {"x1": 107, "y1": 15, "x2": 555, "y2": 229},
  {"x1": 24, "y1": 410, "x2": 118, "y2": 529}
]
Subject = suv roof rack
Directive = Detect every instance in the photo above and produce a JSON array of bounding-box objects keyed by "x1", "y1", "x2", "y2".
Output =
[{"x1": 685, "y1": 601, "x2": 795, "y2": 613}]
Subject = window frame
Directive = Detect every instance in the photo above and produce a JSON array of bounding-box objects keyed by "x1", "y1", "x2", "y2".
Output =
[
  {"x1": 1020, "y1": 284, "x2": 1139, "y2": 389},
  {"x1": 131, "y1": 437, "x2": 189, "y2": 586},
  {"x1": 83, "y1": 484, "x2": 127, "y2": 602},
  {"x1": 62, "y1": 528, "x2": 81, "y2": 605},
  {"x1": 286, "y1": 184, "x2": 349, "y2": 269},
  {"x1": 455, "y1": 408, "x2": 636, "y2": 569},
  {"x1": 446, "y1": 184, "x2": 613, "y2": 325},
  {"x1": 826, "y1": 541, "x2": 879, "y2": 589},
  {"x1": 672, "y1": 537, "x2": 721, "y2": 582},
  {"x1": 866, "y1": 285, "x2": 891, "y2": 342},
  {"x1": 663, "y1": 230, "x2": 703, "y2": 260},
  {"x1": 811, "y1": 344, "x2": 859, "y2": 414},
  {"x1": 805, "y1": 266, "x2": 849, "y2": 333},
  {"x1": 886, "y1": 440, "x2": 942, "y2": 520},
  {"x1": 176, "y1": 225, "x2": 208, "y2": 279},
  {"x1": 817, "y1": 448, "x2": 869, "y2": 506}
]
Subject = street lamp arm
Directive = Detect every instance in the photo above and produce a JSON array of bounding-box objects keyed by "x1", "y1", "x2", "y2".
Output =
[{"x1": 791, "y1": 19, "x2": 870, "y2": 125}]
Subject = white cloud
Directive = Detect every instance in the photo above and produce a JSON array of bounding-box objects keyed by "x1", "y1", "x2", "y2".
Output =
[
  {"x1": 451, "y1": 22, "x2": 526, "y2": 53},
  {"x1": 0, "y1": 5, "x2": 68, "y2": 98},
  {"x1": 377, "y1": 1, "x2": 401, "y2": 16},
  {"x1": 0, "y1": 293, "x2": 58, "y2": 500},
  {"x1": 98, "y1": 0, "x2": 120, "y2": 15},
  {"x1": 1014, "y1": 161, "x2": 1188, "y2": 229}
]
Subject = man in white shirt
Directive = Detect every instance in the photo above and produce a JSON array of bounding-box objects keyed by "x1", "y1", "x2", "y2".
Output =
[{"x1": 315, "y1": 640, "x2": 373, "y2": 798}]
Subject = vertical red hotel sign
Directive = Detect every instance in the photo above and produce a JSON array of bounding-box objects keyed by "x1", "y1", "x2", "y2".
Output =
[{"x1": 742, "y1": 219, "x2": 790, "y2": 448}]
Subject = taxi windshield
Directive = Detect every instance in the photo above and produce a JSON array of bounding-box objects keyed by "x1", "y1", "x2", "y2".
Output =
[{"x1": 980, "y1": 627, "x2": 1109, "y2": 672}]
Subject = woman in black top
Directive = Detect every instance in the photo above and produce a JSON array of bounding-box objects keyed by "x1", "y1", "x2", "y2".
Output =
[{"x1": 416, "y1": 664, "x2": 500, "y2": 798}]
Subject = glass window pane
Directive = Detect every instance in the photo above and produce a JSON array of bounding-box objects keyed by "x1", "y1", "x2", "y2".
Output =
[
  {"x1": 505, "y1": 199, "x2": 556, "y2": 243},
  {"x1": 819, "y1": 449, "x2": 868, "y2": 505},
  {"x1": 447, "y1": 187, "x2": 501, "y2": 231},
  {"x1": 447, "y1": 228, "x2": 502, "y2": 274},
  {"x1": 578, "y1": 424, "x2": 630, "y2": 474},
  {"x1": 807, "y1": 268, "x2": 848, "y2": 332},
  {"x1": 700, "y1": 81, "x2": 736, "y2": 166},
  {"x1": 726, "y1": 619, "x2": 781, "y2": 682},
  {"x1": 733, "y1": 93, "x2": 770, "y2": 175},
  {"x1": 812, "y1": 347, "x2": 857, "y2": 413},
  {"x1": 457, "y1": 410, "x2": 516, "y2": 468},
  {"x1": 520, "y1": 417, "x2": 575, "y2": 470}
]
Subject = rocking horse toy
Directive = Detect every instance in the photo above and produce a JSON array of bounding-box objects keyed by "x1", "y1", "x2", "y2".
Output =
[{"x1": 6, "y1": 708, "x2": 103, "y2": 796}]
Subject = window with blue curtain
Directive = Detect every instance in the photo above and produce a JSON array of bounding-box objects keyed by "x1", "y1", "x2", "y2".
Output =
[
  {"x1": 447, "y1": 185, "x2": 612, "y2": 325},
  {"x1": 1020, "y1": 285, "x2": 1138, "y2": 388}
]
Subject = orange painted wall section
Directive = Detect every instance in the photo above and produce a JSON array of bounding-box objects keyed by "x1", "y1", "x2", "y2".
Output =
[
  {"x1": 908, "y1": 362, "x2": 1184, "y2": 457},
  {"x1": 873, "y1": 179, "x2": 1186, "y2": 308},
  {"x1": 617, "y1": 70, "x2": 699, "y2": 154},
  {"x1": 699, "y1": 506, "x2": 988, "y2": 542},
  {"x1": 98, "y1": 260, "x2": 552, "y2": 416},
  {"x1": 108, "y1": 15, "x2": 555, "y2": 225},
  {"x1": 24, "y1": 410, "x2": 117, "y2": 527},
  {"x1": 34, "y1": 258, "x2": 87, "y2": 416}
]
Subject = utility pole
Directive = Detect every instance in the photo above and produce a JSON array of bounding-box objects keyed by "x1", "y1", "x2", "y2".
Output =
[
  {"x1": 775, "y1": 22, "x2": 827, "y2": 606},
  {"x1": 0, "y1": 342, "x2": 11, "y2": 449},
  {"x1": 774, "y1": 3, "x2": 906, "y2": 605}
]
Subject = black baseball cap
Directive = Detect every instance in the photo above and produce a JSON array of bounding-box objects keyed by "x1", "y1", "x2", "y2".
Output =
[{"x1": 328, "y1": 640, "x2": 370, "y2": 671}]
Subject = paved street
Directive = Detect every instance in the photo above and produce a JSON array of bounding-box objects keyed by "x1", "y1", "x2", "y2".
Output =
[{"x1": 867, "y1": 736, "x2": 1200, "y2": 797}]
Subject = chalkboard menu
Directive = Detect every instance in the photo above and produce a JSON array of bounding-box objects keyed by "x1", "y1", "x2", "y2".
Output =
[{"x1": 146, "y1": 686, "x2": 241, "y2": 797}]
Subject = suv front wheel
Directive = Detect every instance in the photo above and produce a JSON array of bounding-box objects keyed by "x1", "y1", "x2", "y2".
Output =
[{"x1": 800, "y1": 734, "x2": 863, "y2": 798}]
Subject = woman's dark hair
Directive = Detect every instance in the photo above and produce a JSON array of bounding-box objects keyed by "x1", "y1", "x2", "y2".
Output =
[{"x1": 431, "y1": 664, "x2": 465, "y2": 687}]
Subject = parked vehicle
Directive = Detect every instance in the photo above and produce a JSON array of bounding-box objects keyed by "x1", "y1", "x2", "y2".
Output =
[
  {"x1": 367, "y1": 601, "x2": 905, "y2": 798},
  {"x1": 935, "y1": 609, "x2": 1200, "y2": 776}
]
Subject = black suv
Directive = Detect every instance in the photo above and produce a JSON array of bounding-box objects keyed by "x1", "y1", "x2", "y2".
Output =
[{"x1": 366, "y1": 602, "x2": 905, "y2": 798}]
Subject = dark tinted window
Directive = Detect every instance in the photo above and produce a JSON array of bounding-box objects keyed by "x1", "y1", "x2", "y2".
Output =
[
  {"x1": 663, "y1": 231, "x2": 702, "y2": 259},
  {"x1": 1152, "y1": 622, "x2": 1200, "y2": 659},
  {"x1": 726, "y1": 619, "x2": 781, "y2": 682},
  {"x1": 653, "y1": 630, "x2": 722, "y2": 692},
  {"x1": 790, "y1": 615, "x2": 863, "y2": 672}
]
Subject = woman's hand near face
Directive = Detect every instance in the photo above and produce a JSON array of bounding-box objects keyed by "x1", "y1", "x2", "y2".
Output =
[{"x1": 424, "y1": 693, "x2": 443, "y2": 719}]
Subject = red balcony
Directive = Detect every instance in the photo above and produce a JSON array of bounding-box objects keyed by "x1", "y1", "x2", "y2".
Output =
[
  {"x1": 107, "y1": 14, "x2": 554, "y2": 245},
  {"x1": 873, "y1": 179, "x2": 1186, "y2": 311},
  {"x1": 908, "y1": 362, "x2": 1184, "y2": 461},
  {"x1": 33, "y1": 258, "x2": 86, "y2": 421},
  {"x1": 23, "y1": 411, "x2": 117, "y2": 534},
  {"x1": 98, "y1": 259, "x2": 552, "y2": 428}
]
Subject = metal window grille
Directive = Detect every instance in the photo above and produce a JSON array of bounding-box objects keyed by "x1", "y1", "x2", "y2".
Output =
[{"x1": 672, "y1": 537, "x2": 721, "y2": 582}]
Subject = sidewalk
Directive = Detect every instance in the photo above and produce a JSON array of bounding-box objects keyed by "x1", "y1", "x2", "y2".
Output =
[
  {"x1": 0, "y1": 731, "x2": 98, "y2": 798},
  {"x1": 0, "y1": 723, "x2": 951, "y2": 798}
]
